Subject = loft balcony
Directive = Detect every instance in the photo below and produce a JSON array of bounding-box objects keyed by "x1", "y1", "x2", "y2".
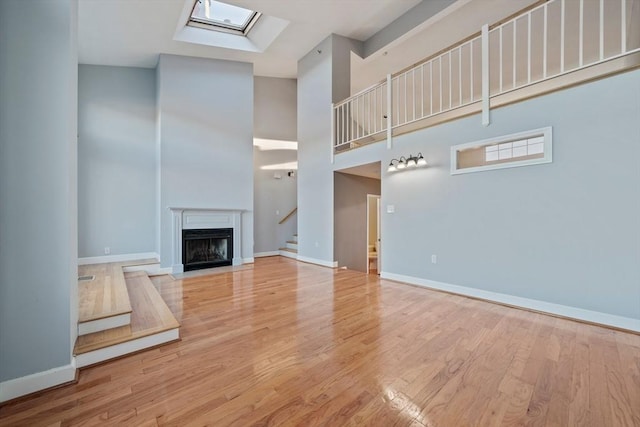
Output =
[{"x1": 333, "y1": 0, "x2": 640, "y2": 154}]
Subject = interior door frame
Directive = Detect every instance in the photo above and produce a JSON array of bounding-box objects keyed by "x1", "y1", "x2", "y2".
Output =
[{"x1": 366, "y1": 194, "x2": 381, "y2": 274}]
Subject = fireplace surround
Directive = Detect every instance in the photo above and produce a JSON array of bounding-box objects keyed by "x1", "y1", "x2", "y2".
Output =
[{"x1": 169, "y1": 208, "x2": 243, "y2": 274}]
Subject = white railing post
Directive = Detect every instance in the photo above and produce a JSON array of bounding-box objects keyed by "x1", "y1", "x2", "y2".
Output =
[
  {"x1": 481, "y1": 24, "x2": 490, "y2": 126},
  {"x1": 330, "y1": 103, "x2": 335, "y2": 163},
  {"x1": 386, "y1": 74, "x2": 392, "y2": 149}
]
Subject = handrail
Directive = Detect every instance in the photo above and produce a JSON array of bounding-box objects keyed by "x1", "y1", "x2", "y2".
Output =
[
  {"x1": 332, "y1": 0, "x2": 640, "y2": 152},
  {"x1": 278, "y1": 207, "x2": 297, "y2": 225}
]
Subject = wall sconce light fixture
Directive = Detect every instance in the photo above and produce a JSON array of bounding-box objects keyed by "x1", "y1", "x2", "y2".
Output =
[{"x1": 388, "y1": 153, "x2": 427, "y2": 172}]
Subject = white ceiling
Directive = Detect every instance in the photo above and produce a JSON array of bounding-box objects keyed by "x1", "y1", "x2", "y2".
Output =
[
  {"x1": 79, "y1": 0, "x2": 541, "y2": 87},
  {"x1": 78, "y1": 0, "x2": 422, "y2": 78}
]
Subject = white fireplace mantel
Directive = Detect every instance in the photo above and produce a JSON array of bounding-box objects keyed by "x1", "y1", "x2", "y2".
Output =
[{"x1": 169, "y1": 208, "x2": 244, "y2": 273}]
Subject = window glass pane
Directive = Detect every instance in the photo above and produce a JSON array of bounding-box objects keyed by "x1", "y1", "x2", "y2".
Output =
[
  {"x1": 191, "y1": 0, "x2": 256, "y2": 30},
  {"x1": 528, "y1": 142, "x2": 544, "y2": 155},
  {"x1": 513, "y1": 139, "x2": 527, "y2": 147},
  {"x1": 486, "y1": 150, "x2": 499, "y2": 161},
  {"x1": 513, "y1": 146, "x2": 528, "y2": 157},
  {"x1": 486, "y1": 145, "x2": 499, "y2": 152},
  {"x1": 499, "y1": 142, "x2": 513, "y2": 150},
  {"x1": 499, "y1": 148, "x2": 512, "y2": 159}
]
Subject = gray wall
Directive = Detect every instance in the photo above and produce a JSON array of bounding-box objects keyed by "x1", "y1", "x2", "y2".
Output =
[
  {"x1": 297, "y1": 35, "x2": 363, "y2": 263},
  {"x1": 0, "y1": 0, "x2": 78, "y2": 382},
  {"x1": 334, "y1": 173, "x2": 381, "y2": 272},
  {"x1": 253, "y1": 77, "x2": 298, "y2": 254},
  {"x1": 254, "y1": 77, "x2": 297, "y2": 141},
  {"x1": 78, "y1": 65, "x2": 156, "y2": 258},
  {"x1": 367, "y1": 69, "x2": 639, "y2": 320},
  {"x1": 157, "y1": 55, "x2": 254, "y2": 266}
]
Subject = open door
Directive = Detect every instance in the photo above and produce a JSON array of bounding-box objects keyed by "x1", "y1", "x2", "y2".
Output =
[{"x1": 367, "y1": 194, "x2": 381, "y2": 274}]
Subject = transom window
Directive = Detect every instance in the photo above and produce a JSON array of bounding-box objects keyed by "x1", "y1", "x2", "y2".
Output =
[
  {"x1": 451, "y1": 127, "x2": 552, "y2": 175},
  {"x1": 189, "y1": 0, "x2": 260, "y2": 35}
]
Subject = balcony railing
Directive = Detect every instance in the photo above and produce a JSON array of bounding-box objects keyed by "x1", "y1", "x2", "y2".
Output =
[{"x1": 333, "y1": 0, "x2": 640, "y2": 153}]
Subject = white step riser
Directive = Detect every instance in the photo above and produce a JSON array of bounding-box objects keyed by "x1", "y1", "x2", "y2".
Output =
[
  {"x1": 286, "y1": 242, "x2": 298, "y2": 250},
  {"x1": 75, "y1": 328, "x2": 179, "y2": 368},
  {"x1": 78, "y1": 313, "x2": 131, "y2": 336}
]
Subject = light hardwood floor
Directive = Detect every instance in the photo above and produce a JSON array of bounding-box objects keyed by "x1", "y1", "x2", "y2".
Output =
[{"x1": 1, "y1": 256, "x2": 638, "y2": 426}]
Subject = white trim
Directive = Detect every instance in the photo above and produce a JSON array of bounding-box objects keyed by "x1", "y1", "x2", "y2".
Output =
[
  {"x1": 297, "y1": 255, "x2": 338, "y2": 269},
  {"x1": 380, "y1": 272, "x2": 640, "y2": 332},
  {"x1": 121, "y1": 263, "x2": 160, "y2": 273},
  {"x1": 0, "y1": 361, "x2": 76, "y2": 403},
  {"x1": 78, "y1": 313, "x2": 131, "y2": 336},
  {"x1": 278, "y1": 249, "x2": 298, "y2": 260},
  {"x1": 75, "y1": 328, "x2": 179, "y2": 368},
  {"x1": 243, "y1": 257, "x2": 255, "y2": 264},
  {"x1": 148, "y1": 267, "x2": 173, "y2": 276},
  {"x1": 169, "y1": 208, "x2": 244, "y2": 274},
  {"x1": 451, "y1": 126, "x2": 552, "y2": 175},
  {"x1": 254, "y1": 251, "x2": 280, "y2": 258},
  {"x1": 78, "y1": 252, "x2": 159, "y2": 266}
]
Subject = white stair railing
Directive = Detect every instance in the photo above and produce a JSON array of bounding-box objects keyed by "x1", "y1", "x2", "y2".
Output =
[{"x1": 333, "y1": 0, "x2": 640, "y2": 152}]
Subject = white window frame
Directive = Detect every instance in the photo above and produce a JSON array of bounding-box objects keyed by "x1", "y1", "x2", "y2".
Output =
[{"x1": 450, "y1": 126, "x2": 553, "y2": 175}]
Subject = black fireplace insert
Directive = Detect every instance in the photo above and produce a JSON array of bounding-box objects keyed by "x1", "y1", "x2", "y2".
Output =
[{"x1": 182, "y1": 228, "x2": 233, "y2": 271}]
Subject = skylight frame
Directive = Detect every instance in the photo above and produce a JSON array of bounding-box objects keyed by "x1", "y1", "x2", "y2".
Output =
[{"x1": 188, "y1": 0, "x2": 261, "y2": 36}]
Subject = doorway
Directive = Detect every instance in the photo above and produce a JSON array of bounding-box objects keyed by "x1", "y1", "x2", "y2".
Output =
[
  {"x1": 366, "y1": 194, "x2": 381, "y2": 274},
  {"x1": 333, "y1": 162, "x2": 381, "y2": 273}
]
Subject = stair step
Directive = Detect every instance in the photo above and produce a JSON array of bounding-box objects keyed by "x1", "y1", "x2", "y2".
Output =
[
  {"x1": 78, "y1": 263, "x2": 132, "y2": 335},
  {"x1": 74, "y1": 271, "x2": 180, "y2": 368},
  {"x1": 279, "y1": 247, "x2": 298, "y2": 259},
  {"x1": 285, "y1": 241, "x2": 298, "y2": 250}
]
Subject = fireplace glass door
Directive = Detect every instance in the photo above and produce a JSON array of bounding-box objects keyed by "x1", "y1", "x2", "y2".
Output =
[{"x1": 182, "y1": 228, "x2": 233, "y2": 271}]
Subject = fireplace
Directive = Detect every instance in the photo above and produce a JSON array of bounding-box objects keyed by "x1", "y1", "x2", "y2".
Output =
[{"x1": 182, "y1": 228, "x2": 233, "y2": 271}]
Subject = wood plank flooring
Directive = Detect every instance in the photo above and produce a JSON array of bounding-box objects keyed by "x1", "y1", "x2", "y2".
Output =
[{"x1": 1, "y1": 256, "x2": 639, "y2": 426}]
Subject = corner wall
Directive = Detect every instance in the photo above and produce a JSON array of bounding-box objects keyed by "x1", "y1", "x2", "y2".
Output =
[
  {"x1": 78, "y1": 65, "x2": 157, "y2": 258},
  {"x1": 0, "y1": 0, "x2": 78, "y2": 396},
  {"x1": 297, "y1": 35, "x2": 363, "y2": 265}
]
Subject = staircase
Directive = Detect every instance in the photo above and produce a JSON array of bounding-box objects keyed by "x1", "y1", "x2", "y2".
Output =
[
  {"x1": 279, "y1": 233, "x2": 298, "y2": 259},
  {"x1": 74, "y1": 259, "x2": 179, "y2": 368}
]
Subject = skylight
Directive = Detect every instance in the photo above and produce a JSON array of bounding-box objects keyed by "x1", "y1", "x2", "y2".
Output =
[{"x1": 190, "y1": 0, "x2": 260, "y2": 34}]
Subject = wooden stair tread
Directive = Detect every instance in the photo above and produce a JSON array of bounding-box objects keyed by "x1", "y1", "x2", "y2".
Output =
[
  {"x1": 279, "y1": 247, "x2": 298, "y2": 253},
  {"x1": 78, "y1": 263, "x2": 132, "y2": 323},
  {"x1": 74, "y1": 271, "x2": 179, "y2": 355}
]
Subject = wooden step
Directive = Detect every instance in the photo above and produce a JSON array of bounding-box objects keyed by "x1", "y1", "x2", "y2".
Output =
[
  {"x1": 77, "y1": 258, "x2": 159, "y2": 335},
  {"x1": 279, "y1": 247, "x2": 298, "y2": 259},
  {"x1": 74, "y1": 271, "x2": 180, "y2": 368},
  {"x1": 78, "y1": 263, "x2": 132, "y2": 335}
]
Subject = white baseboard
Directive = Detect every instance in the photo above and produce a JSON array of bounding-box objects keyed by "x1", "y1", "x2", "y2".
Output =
[
  {"x1": 78, "y1": 252, "x2": 159, "y2": 266},
  {"x1": 297, "y1": 255, "x2": 338, "y2": 269},
  {"x1": 75, "y1": 328, "x2": 179, "y2": 368},
  {"x1": 279, "y1": 250, "x2": 298, "y2": 260},
  {"x1": 78, "y1": 313, "x2": 131, "y2": 336},
  {"x1": 380, "y1": 272, "x2": 640, "y2": 332},
  {"x1": 254, "y1": 251, "x2": 280, "y2": 258},
  {"x1": 0, "y1": 361, "x2": 76, "y2": 403},
  {"x1": 243, "y1": 257, "x2": 255, "y2": 264}
]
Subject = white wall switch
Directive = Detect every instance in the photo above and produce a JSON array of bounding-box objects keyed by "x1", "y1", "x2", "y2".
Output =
[{"x1": 431, "y1": 254, "x2": 437, "y2": 264}]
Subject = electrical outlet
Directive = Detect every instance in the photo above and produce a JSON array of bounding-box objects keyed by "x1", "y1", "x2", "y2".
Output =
[
  {"x1": 431, "y1": 254, "x2": 437, "y2": 264},
  {"x1": 276, "y1": 209, "x2": 280, "y2": 215},
  {"x1": 387, "y1": 205, "x2": 395, "y2": 213},
  {"x1": 104, "y1": 247, "x2": 111, "y2": 255}
]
